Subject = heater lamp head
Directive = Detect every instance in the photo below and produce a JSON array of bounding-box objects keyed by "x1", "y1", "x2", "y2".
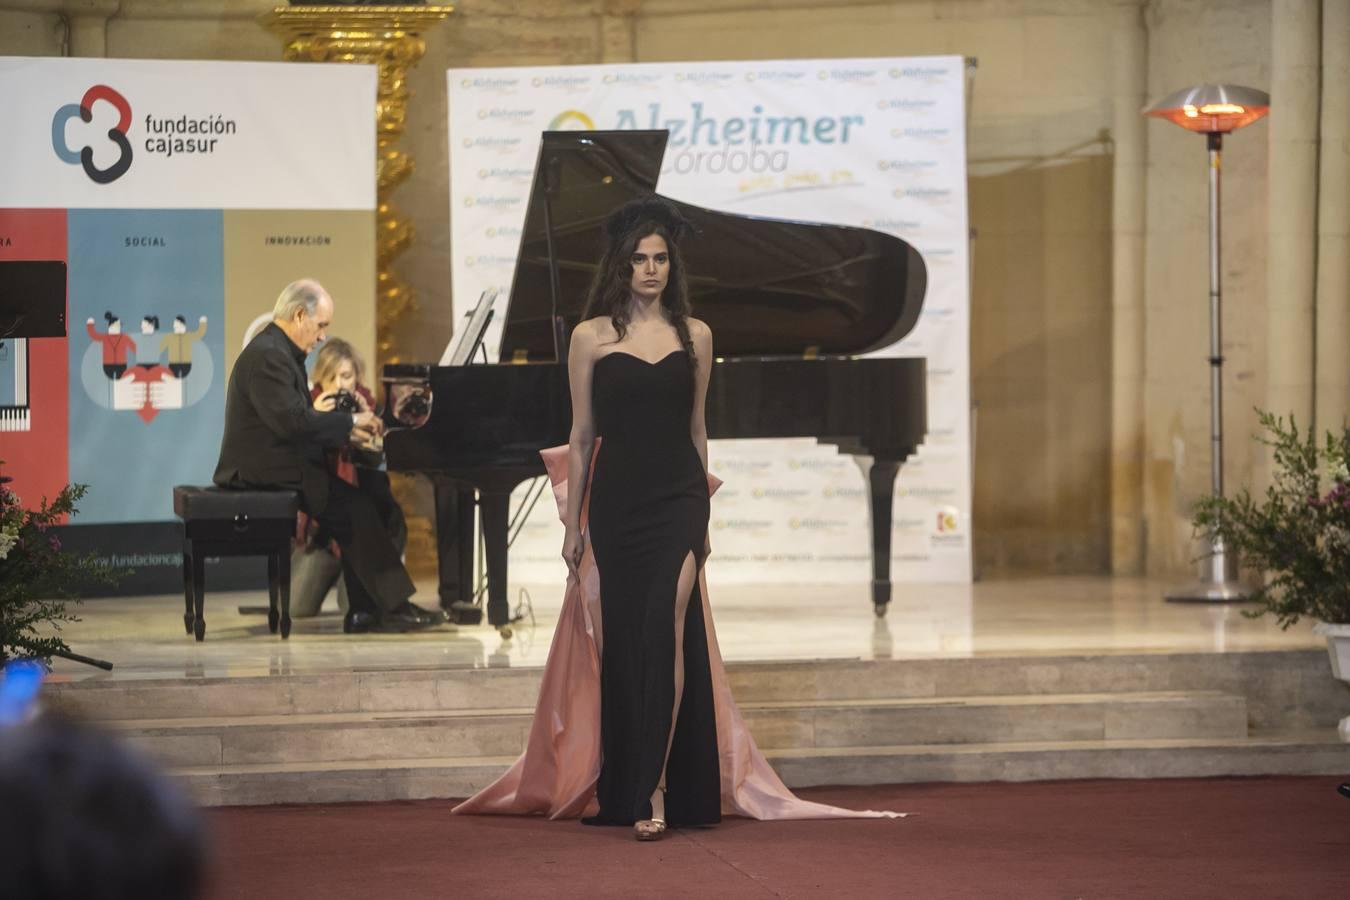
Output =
[{"x1": 1143, "y1": 84, "x2": 1270, "y2": 133}]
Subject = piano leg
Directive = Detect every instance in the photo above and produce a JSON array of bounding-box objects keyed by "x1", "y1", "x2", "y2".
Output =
[
  {"x1": 478, "y1": 488, "x2": 513, "y2": 628},
  {"x1": 434, "y1": 480, "x2": 475, "y2": 610},
  {"x1": 866, "y1": 459, "x2": 900, "y2": 617}
]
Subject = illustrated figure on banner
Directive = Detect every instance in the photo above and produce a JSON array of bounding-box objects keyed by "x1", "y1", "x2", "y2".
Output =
[
  {"x1": 86, "y1": 311, "x2": 134, "y2": 382},
  {"x1": 84, "y1": 309, "x2": 212, "y2": 423},
  {"x1": 160, "y1": 315, "x2": 208, "y2": 378}
]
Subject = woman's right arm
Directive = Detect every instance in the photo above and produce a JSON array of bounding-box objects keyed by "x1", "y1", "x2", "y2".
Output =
[{"x1": 562, "y1": 323, "x2": 598, "y2": 576}]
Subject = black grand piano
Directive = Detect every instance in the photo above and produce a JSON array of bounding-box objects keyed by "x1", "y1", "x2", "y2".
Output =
[{"x1": 384, "y1": 130, "x2": 928, "y2": 627}]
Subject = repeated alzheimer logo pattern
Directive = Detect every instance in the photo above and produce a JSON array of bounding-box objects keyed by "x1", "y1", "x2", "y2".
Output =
[
  {"x1": 449, "y1": 56, "x2": 972, "y2": 584},
  {"x1": 51, "y1": 85, "x2": 134, "y2": 184}
]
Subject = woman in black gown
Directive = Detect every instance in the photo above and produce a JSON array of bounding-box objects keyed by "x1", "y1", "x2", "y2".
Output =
[{"x1": 561, "y1": 199, "x2": 719, "y2": 841}]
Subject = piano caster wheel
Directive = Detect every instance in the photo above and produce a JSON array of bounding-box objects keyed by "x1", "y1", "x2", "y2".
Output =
[
  {"x1": 194, "y1": 618, "x2": 206, "y2": 642},
  {"x1": 184, "y1": 613, "x2": 194, "y2": 635},
  {"x1": 874, "y1": 603, "x2": 888, "y2": 618},
  {"x1": 280, "y1": 617, "x2": 291, "y2": 640},
  {"x1": 267, "y1": 609, "x2": 280, "y2": 634},
  {"x1": 497, "y1": 624, "x2": 514, "y2": 640}
]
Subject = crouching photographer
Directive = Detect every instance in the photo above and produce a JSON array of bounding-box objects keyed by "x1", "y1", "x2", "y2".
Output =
[{"x1": 290, "y1": 337, "x2": 442, "y2": 629}]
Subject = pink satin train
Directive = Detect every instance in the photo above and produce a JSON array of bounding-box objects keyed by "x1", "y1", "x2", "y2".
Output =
[{"x1": 451, "y1": 445, "x2": 904, "y2": 821}]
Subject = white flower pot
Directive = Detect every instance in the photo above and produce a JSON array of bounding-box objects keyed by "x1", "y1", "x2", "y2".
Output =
[{"x1": 1313, "y1": 622, "x2": 1350, "y2": 742}]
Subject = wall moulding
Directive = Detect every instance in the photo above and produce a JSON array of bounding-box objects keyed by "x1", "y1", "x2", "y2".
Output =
[
  {"x1": 636, "y1": 0, "x2": 1129, "y2": 19},
  {"x1": 0, "y1": 0, "x2": 269, "y2": 20}
]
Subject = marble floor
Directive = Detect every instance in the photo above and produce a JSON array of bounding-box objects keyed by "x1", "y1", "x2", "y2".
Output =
[{"x1": 43, "y1": 575, "x2": 1324, "y2": 683}]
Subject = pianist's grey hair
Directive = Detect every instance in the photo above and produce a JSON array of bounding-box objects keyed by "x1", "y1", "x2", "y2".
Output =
[{"x1": 272, "y1": 279, "x2": 327, "y2": 322}]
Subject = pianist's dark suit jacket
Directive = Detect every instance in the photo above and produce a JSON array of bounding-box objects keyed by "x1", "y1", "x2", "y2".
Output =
[{"x1": 213, "y1": 322, "x2": 352, "y2": 514}]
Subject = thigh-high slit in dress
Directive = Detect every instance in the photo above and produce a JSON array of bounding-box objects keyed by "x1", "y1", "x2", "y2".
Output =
[
  {"x1": 583, "y1": 349, "x2": 720, "y2": 827},
  {"x1": 450, "y1": 355, "x2": 903, "y2": 825}
]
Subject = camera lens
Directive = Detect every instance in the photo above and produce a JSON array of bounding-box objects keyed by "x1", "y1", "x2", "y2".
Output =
[{"x1": 333, "y1": 390, "x2": 359, "y2": 413}]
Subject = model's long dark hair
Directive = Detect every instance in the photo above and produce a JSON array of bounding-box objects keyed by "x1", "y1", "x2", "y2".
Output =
[{"x1": 582, "y1": 198, "x2": 696, "y2": 365}]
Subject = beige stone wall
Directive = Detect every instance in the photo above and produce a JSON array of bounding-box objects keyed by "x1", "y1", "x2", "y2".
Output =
[
  {"x1": 0, "y1": 0, "x2": 1303, "y2": 578},
  {"x1": 0, "y1": 8, "x2": 60, "y2": 54}
]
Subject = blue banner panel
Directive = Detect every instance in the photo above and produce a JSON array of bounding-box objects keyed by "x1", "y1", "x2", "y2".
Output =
[{"x1": 66, "y1": 209, "x2": 225, "y2": 523}]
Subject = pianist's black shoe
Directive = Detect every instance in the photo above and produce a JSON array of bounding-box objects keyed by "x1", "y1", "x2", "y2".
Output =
[
  {"x1": 343, "y1": 611, "x2": 379, "y2": 634},
  {"x1": 343, "y1": 605, "x2": 440, "y2": 634},
  {"x1": 1338, "y1": 783, "x2": 1350, "y2": 799},
  {"x1": 388, "y1": 601, "x2": 446, "y2": 627}
]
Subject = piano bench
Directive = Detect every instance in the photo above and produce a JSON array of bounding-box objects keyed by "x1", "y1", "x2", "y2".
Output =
[{"x1": 172, "y1": 486, "x2": 299, "y2": 642}]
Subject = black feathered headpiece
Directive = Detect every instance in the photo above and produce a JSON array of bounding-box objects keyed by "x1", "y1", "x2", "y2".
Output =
[{"x1": 602, "y1": 196, "x2": 697, "y2": 249}]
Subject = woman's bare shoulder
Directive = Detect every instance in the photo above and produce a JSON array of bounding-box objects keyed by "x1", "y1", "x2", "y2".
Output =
[
  {"x1": 687, "y1": 317, "x2": 712, "y2": 350},
  {"x1": 570, "y1": 317, "x2": 614, "y2": 358},
  {"x1": 575, "y1": 316, "x2": 617, "y2": 339}
]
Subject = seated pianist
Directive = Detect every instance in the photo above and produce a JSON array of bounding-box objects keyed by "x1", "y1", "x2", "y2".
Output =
[{"x1": 213, "y1": 278, "x2": 444, "y2": 634}]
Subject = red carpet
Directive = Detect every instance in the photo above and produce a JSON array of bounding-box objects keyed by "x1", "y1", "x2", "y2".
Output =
[{"x1": 205, "y1": 778, "x2": 1350, "y2": 899}]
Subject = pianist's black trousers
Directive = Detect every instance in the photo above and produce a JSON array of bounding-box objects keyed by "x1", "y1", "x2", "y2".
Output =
[{"x1": 313, "y1": 475, "x2": 416, "y2": 617}]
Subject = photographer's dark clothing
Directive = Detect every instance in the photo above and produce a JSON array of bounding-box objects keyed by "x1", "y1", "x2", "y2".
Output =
[
  {"x1": 310, "y1": 477, "x2": 413, "y2": 615},
  {"x1": 215, "y1": 324, "x2": 414, "y2": 615}
]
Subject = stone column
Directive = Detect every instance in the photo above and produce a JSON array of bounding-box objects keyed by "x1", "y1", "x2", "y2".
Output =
[
  {"x1": 62, "y1": 1, "x2": 121, "y2": 57},
  {"x1": 1110, "y1": 2, "x2": 1148, "y2": 574},
  {"x1": 1316, "y1": 0, "x2": 1350, "y2": 433},
  {"x1": 1266, "y1": 0, "x2": 1321, "y2": 430},
  {"x1": 601, "y1": 0, "x2": 640, "y2": 63}
]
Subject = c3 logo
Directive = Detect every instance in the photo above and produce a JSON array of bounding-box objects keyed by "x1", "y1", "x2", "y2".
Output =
[{"x1": 52, "y1": 85, "x2": 133, "y2": 184}]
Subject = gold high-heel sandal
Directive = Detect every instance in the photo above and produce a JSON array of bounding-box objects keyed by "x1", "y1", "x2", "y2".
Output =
[{"x1": 635, "y1": 788, "x2": 667, "y2": 842}]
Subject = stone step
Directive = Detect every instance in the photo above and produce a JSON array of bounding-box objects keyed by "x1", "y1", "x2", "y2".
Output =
[
  {"x1": 764, "y1": 732, "x2": 1350, "y2": 787},
  {"x1": 46, "y1": 667, "x2": 547, "y2": 721},
  {"x1": 46, "y1": 650, "x2": 1341, "y2": 733},
  {"x1": 171, "y1": 732, "x2": 1350, "y2": 807},
  {"x1": 742, "y1": 690, "x2": 1248, "y2": 749},
  {"x1": 114, "y1": 691, "x2": 1247, "y2": 769}
]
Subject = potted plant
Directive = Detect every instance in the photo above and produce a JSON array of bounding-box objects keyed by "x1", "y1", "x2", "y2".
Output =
[
  {"x1": 0, "y1": 469, "x2": 110, "y2": 666},
  {"x1": 1192, "y1": 412, "x2": 1350, "y2": 739}
]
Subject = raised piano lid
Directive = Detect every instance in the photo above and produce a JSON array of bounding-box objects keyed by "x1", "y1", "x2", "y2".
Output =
[{"x1": 498, "y1": 130, "x2": 927, "y2": 363}]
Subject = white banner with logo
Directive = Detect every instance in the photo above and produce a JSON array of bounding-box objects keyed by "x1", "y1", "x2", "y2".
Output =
[
  {"x1": 448, "y1": 57, "x2": 970, "y2": 584},
  {"x1": 0, "y1": 57, "x2": 374, "y2": 209},
  {"x1": 0, "y1": 56, "x2": 375, "y2": 596}
]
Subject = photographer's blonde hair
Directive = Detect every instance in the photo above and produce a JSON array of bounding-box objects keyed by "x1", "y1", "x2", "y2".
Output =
[{"x1": 312, "y1": 338, "x2": 365, "y2": 390}]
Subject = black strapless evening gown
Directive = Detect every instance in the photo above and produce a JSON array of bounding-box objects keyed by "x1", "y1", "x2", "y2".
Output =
[{"x1": 582, "y1": 349, "x2": 721, "y2": 828}]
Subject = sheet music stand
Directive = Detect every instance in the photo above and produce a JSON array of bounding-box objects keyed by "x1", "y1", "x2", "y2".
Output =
[
  {"x1": 432, "y1": 288, "x2": 500, "y2": 628},
  {"x1": 440, "y1": 288, "x2": 497, "y2": 367}
]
